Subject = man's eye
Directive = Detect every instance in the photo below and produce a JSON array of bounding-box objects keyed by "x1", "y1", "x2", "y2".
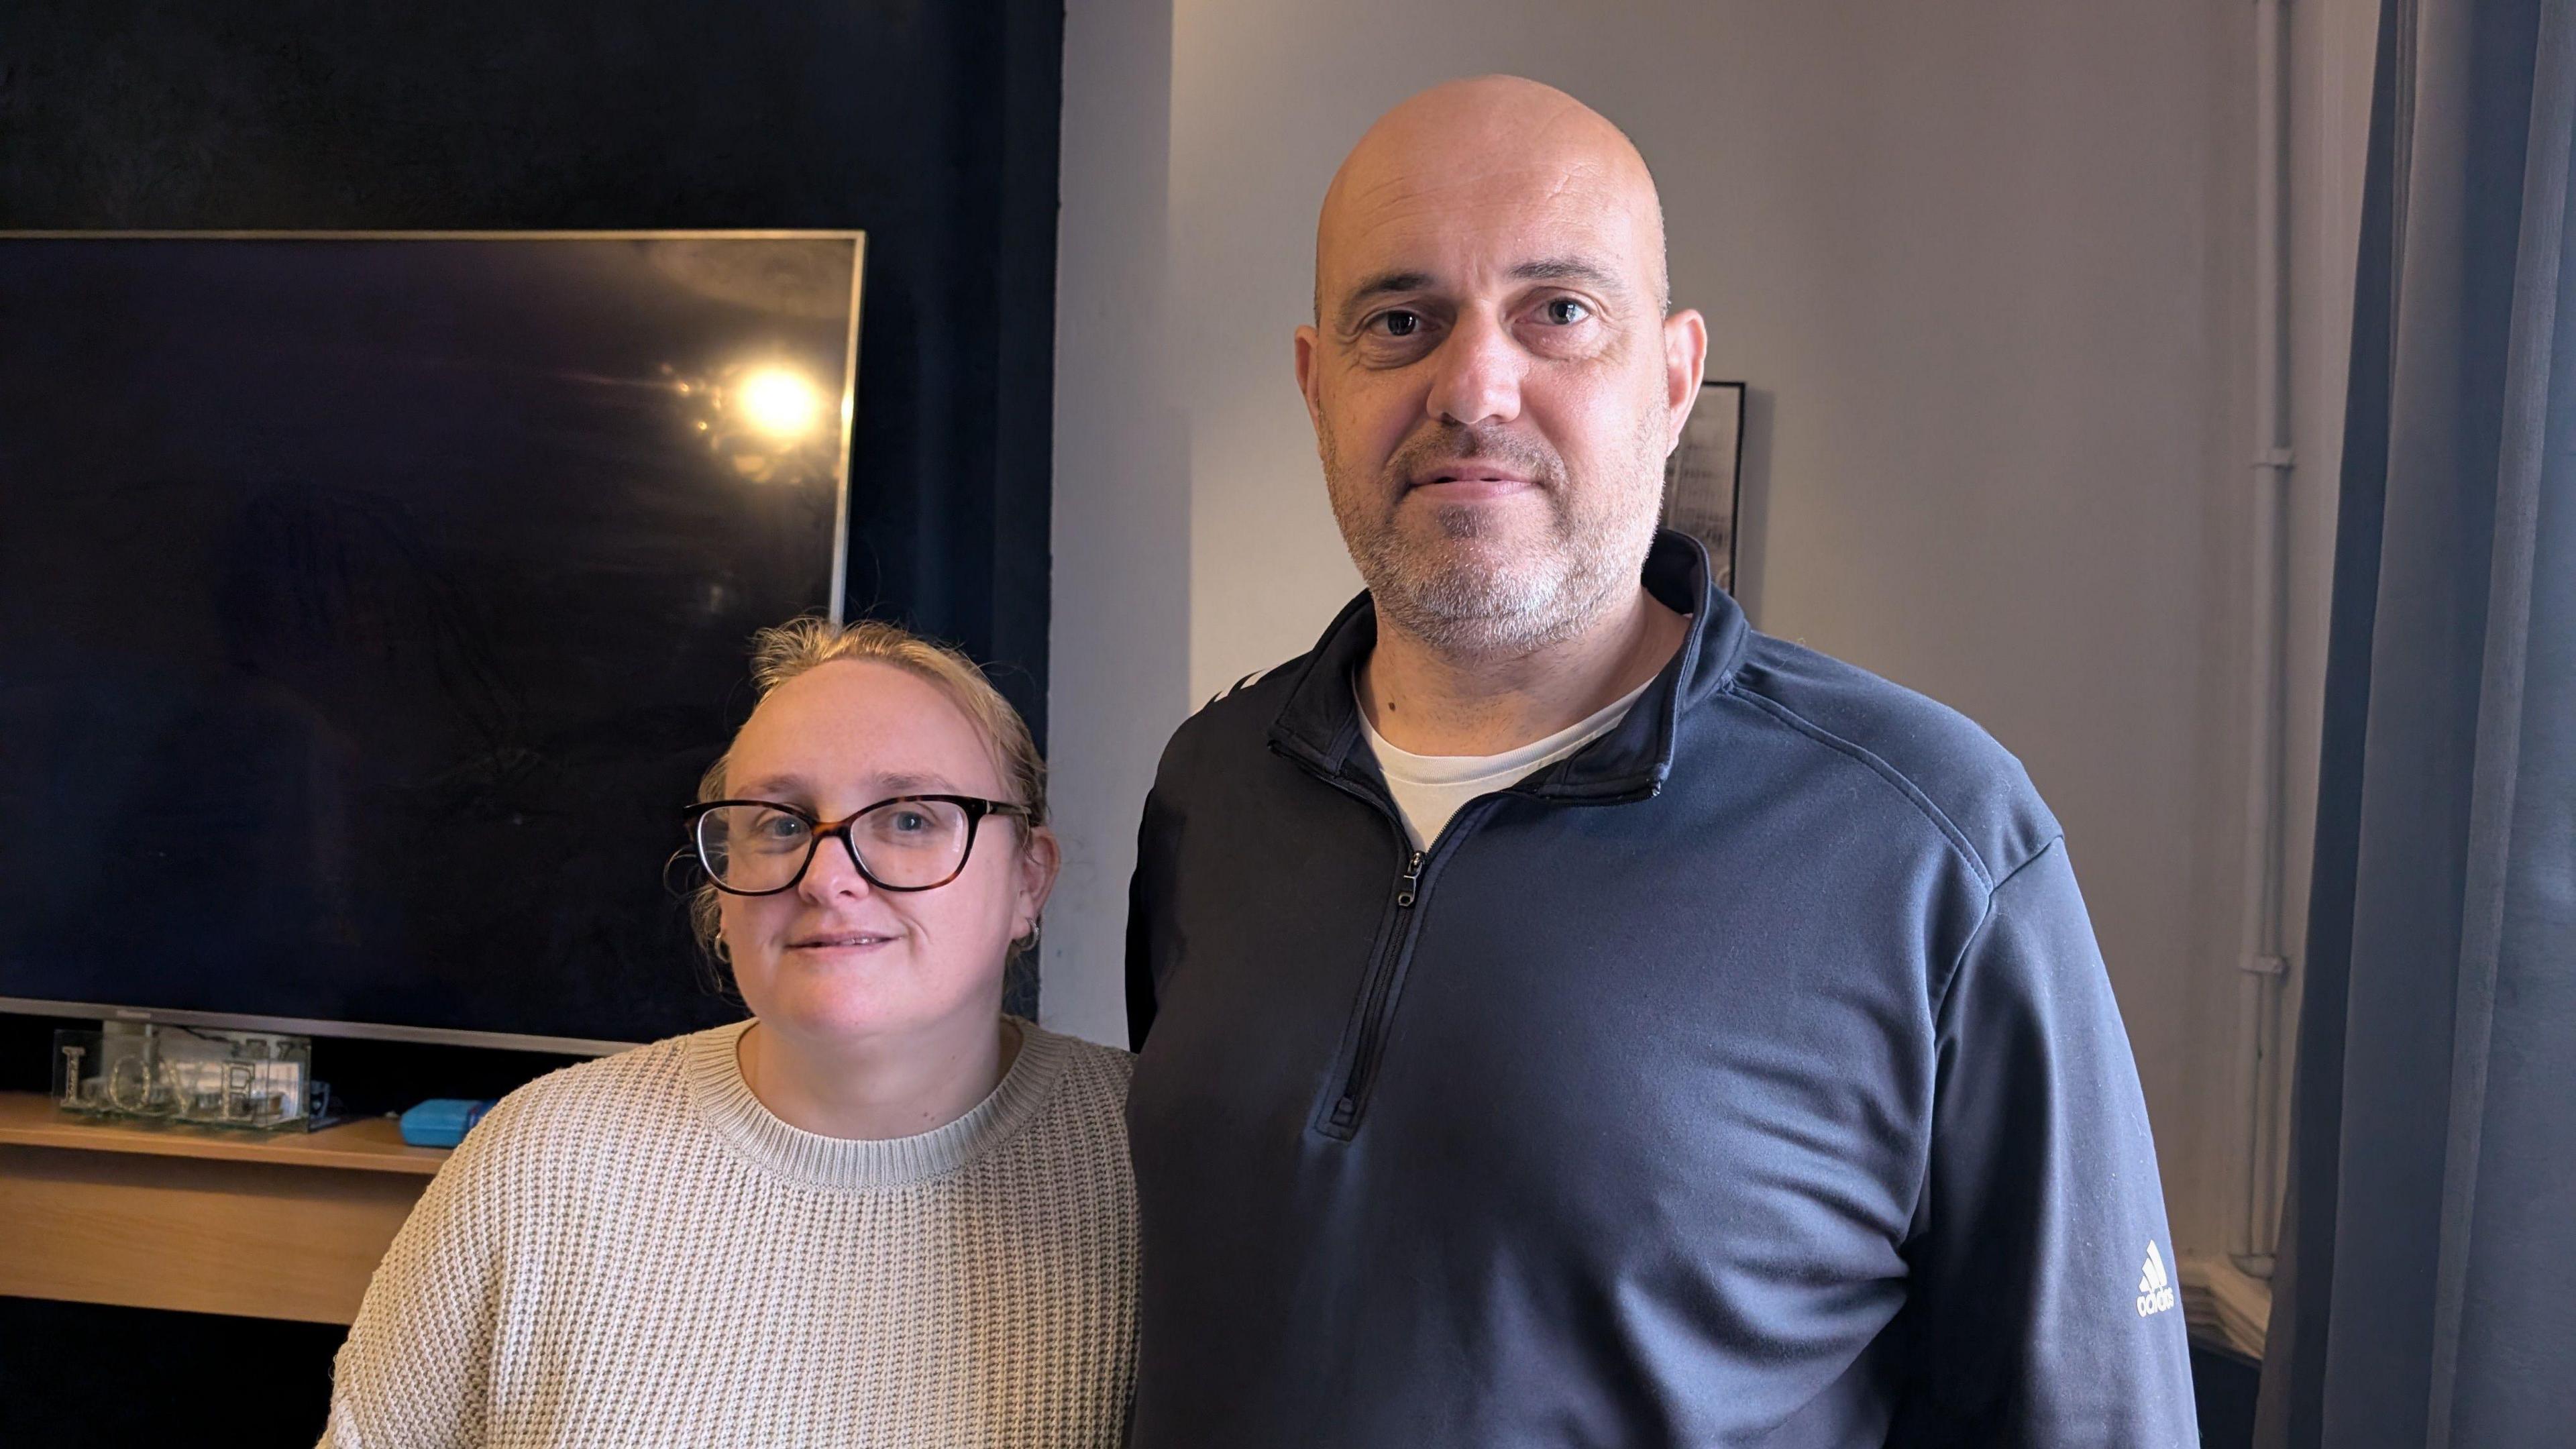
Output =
[
  {"x1": 1541, "y1": 297, "x2": 1592, "y2": 325},
  {"x1": 1371, "y1": 311, "x2": 1422, "y2": 339}
]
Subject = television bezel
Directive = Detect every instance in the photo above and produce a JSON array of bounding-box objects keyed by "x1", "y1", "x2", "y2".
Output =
[{"x1": 0, "y1": 228, "x2": 867, "y2": 1055}]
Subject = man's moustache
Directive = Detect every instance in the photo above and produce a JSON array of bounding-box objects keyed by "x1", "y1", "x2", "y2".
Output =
[{"x1": 1383, "y1": 427, "x2": 1562, "y2": 488}]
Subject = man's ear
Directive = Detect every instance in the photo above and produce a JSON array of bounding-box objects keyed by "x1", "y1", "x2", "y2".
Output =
[
  {"x1": 1661, "y1": 307, "x2": 1709, "y2": 451},
  {"x1": 1294, "y1": 325, "x2": 1328, "y2": 447}
]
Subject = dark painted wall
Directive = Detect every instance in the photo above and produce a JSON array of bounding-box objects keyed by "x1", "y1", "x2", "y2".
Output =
[{"x1": 0, "y1": 0, "x2": 1062, "y2": 739}]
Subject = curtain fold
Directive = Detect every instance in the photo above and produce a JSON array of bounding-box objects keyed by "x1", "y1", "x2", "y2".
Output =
[{"x1": 2255, "y1": 0, "x2": 2576, "y2": 1445}]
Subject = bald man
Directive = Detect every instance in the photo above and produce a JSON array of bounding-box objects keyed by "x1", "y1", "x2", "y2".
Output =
[{"x1": 1124, "y1": 77, "x2": 2196, "y2": 1446}]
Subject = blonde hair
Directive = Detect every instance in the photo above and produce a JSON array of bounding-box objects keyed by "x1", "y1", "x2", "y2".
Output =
[{"x1": 688, "y1": 617, "x2": 1047, "y2": 962}]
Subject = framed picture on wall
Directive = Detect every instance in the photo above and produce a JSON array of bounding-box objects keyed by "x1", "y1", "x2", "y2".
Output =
[{"x1": 1662, "y1": 379, "x2": 1746, "y2": 593}]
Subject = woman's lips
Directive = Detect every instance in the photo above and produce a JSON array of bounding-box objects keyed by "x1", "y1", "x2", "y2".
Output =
[{"x1": 788, "y1": 931, "x2": 898, "y2": 951}]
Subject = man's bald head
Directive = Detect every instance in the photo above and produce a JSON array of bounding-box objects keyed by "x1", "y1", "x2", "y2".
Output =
[{"x1": 1316, "y1": 75, "x2": 1669, "y2": 323}]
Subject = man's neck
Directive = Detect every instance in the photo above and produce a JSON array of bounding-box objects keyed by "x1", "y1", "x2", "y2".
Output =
[
  {"x1": 737, "y1": 1008, "x2": 1017, "y2": 1142},
  {"x1": 1359, "y1": 585, "x2": 1690, "y2": 757}
]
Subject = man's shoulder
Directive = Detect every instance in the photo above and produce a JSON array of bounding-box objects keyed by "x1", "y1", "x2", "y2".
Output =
[
  {"x1": 1721, "y1": 631, "x2": 2059, "y2": 886},
  {"x1": 1202, "y1": 655, "x2": 1306, "y2": 716},
  {"x1": 1152, "y1": 651, "x2": 1315, "y2": 775}
]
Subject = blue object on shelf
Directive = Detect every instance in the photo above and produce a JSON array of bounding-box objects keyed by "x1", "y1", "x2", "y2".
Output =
[{"x1": 398, "y1": 1098, "x2": 496, "y2": 1148}]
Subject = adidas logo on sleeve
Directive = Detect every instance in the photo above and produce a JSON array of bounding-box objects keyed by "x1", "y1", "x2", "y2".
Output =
[{"x1": 2135, "y1": 1241, "x2": 2177, "y2": 1318}]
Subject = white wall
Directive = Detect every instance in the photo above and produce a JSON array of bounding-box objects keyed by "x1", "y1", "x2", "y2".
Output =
[
  {"x1": 1051, "y1": 0, "x2": 2370, "y2": 1263},
  {"x1": 1044, "y1": 0, "x2": 1191, "y2": 1047}
]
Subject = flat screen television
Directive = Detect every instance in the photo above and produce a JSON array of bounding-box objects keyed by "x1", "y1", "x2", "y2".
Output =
[{"x1": 0, "y1": 231, "x2": 863, "y2": 1052}]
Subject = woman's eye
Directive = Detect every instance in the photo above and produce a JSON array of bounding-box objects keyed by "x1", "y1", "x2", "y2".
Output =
[
  {"x1": 1541, "y1": 297, "x2": 1591, "y2": 325},
  {"x1": 753, "y1": 814, "x2": 806, "y2": 841},
  {"x1": 889, "y1": 811, "x2": 930, "y2": 835},
  {"x1": 1370, "y1": 310, "x2": 1422, "y2": 339}
]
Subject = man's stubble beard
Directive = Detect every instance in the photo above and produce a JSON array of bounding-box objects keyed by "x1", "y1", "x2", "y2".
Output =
[{"x1": 1323, "y1": 409, "x2": 1670, "y2": 658}]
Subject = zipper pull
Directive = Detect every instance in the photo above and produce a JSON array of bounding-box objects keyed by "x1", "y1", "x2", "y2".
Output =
[{"x1": 1395, "y1": 851, "x2": 1423, "y2": 908}]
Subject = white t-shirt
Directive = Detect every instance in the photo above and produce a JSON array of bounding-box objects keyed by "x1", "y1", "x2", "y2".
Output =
[{"x1": 1359, "y1": 678, "x2": 1655, "y2": 850}]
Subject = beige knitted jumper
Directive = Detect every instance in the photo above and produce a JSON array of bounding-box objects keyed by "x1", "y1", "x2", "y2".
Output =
[{"x1": 321, "y1": 1018, "x2": 1137, "y2": 1448}]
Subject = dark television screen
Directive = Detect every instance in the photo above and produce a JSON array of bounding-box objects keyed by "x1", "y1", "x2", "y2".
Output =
[{"x1": 0, "y1": 233, "x2": 861, "y2": 1049}]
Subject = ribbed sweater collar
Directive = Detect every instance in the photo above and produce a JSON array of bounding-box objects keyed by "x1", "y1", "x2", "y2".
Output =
[{"x1": 683, "y1": 1017, "x2": 1071, "y2": 1189}]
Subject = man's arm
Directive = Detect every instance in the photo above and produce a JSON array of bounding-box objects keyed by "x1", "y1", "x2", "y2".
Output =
[{"x1": 1890, "y1": 837, "x2": 2198, "y2": 1448}]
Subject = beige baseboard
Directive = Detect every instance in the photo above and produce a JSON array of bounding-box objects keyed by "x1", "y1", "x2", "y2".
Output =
[{"x1": 2179, "y1": 1250, "x2": 2271, "y2": 1360}]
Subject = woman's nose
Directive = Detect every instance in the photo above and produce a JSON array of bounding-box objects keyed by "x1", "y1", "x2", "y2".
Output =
[{"x1": 796, "y1": 833, "x2": 876, "y2": 903}]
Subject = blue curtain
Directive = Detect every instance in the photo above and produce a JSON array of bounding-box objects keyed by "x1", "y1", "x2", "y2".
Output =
[{"x1": 2255, "y1": 0, "x2": 2576, "y2": 1444}]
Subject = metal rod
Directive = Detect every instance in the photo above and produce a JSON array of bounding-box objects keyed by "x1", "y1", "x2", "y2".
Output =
[{"x1": 2232, "y1": 0, "x2": 2296, "y2": 1277}]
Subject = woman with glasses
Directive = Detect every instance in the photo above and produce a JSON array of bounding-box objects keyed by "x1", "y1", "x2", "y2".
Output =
[{"x1": 321, "y1": 619, "x2": 1136, "y2": 1448}]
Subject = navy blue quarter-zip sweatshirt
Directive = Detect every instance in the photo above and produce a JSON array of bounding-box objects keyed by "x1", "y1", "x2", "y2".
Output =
[{"x1": 1124, "y1": 533, "x2": 2197, "y2": 1447}]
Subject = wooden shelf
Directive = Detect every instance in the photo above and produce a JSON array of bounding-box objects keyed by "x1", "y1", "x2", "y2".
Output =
[
  {"x1": 0, "y1": 1091, "x2": 449, "y2": 1175},
  {"x1": 0, "y1": 1092, "x2": 448, "y2": 1324}
]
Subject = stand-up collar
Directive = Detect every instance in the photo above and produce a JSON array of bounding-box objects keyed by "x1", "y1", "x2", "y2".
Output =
[{"x1": 1267, "y1": 530, "x2": 1752, "y2": 800}]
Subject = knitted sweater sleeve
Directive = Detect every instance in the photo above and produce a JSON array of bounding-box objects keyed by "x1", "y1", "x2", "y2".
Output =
[{"x1": 319, "y1": 1095, "x2": 525, "y2": 1449}]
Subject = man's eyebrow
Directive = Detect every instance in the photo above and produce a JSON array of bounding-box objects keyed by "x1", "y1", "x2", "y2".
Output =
[
  {"x1": 1335, "y1": 270, "x2": 1436, "y2": 325},
  {"x1": 1511, "y1": 256, "x2": 1625, "y2": 292}
]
